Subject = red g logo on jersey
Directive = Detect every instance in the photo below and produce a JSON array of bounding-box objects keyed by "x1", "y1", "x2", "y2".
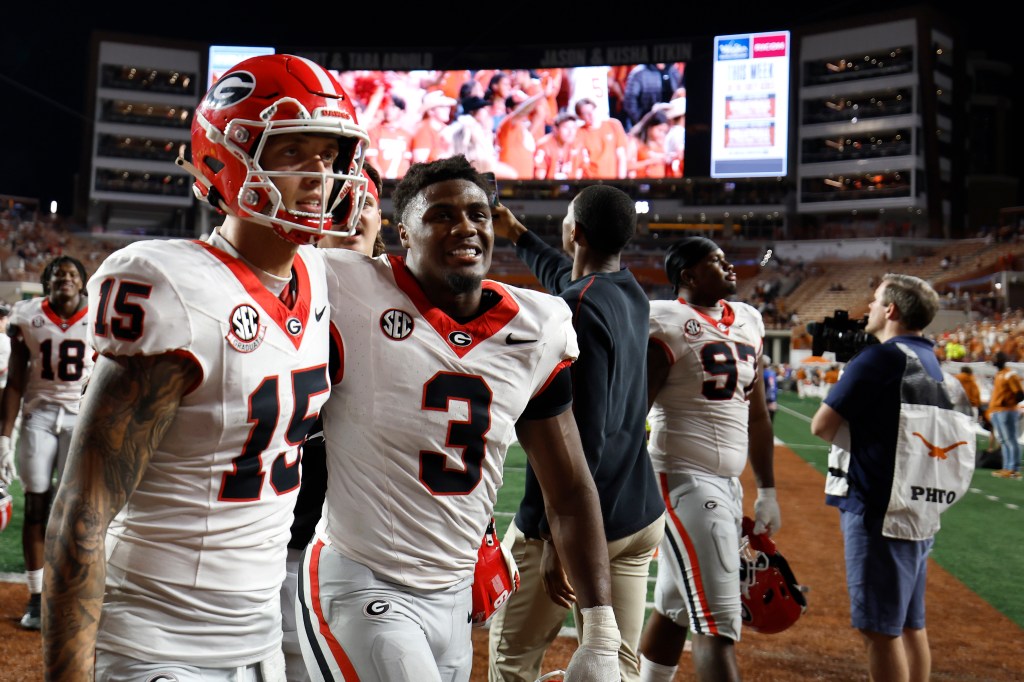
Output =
[
  {"x1": 684, "y1": 319, "x2": 702, "y2": 339},
  {"x1": 448, "y1": 330, "x2": 472, "y2": 347},
  {"x1": 226, "y1": 304, "x2": 267, "y2": 353}
]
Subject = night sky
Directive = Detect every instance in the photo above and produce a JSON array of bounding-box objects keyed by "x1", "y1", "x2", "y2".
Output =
[{"x1": 0, "y1": 3, "x2": 1014, "y2": 218}]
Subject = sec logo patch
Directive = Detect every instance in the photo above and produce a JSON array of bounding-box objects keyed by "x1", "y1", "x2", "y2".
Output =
[
  {"x1": 380, "y1": 309, "x2": 414, "y2": 340},
  {"x1": 226, "y1": 304, "x2": 266, "y2": 353},
  {"x1": 684, "y1": 319, "x2": 702, "y2": 339}
]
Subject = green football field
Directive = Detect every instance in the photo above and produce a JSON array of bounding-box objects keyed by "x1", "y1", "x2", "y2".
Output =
[
  {"x1": 774, "y1": 391, "x2": 1024, "y2": 628},
  {"x1": 3, "y1": 391, "x2": 1020, "y2": 631},
  {"x1": 493, "y1": 392, "x2": 1024, "y2": 630}
]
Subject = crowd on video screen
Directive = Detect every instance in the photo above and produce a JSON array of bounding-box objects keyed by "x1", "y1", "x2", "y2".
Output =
[{"x1": 329, "y1": 64, "x2": 687, "y2": 181}]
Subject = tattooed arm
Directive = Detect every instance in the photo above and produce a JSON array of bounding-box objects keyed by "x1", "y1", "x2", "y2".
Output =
[{"x1": 42, "y1": 352, "x2": 200, "y2": 681}]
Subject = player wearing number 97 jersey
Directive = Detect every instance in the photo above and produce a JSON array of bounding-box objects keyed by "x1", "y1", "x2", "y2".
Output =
[
  {"x1": 639, "y1": 237, "x2": 780, "y2": 682},
  {"x1": 647, "y1": 296, "x2": 764, "y2": 479}
]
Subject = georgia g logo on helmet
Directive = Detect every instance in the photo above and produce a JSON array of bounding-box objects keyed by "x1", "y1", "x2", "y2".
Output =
[{"x1": 205, "y1": 72, "x2": 256, "y2": 110}]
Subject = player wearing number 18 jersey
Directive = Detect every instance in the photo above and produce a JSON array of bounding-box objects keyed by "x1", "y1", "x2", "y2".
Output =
[{"x1": 0, "y1": 256, "x2": 93, "y2": 631}]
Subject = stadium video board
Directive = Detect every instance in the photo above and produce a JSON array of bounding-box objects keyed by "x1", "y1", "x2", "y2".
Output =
[
  {"x1": 207, "y1": 45, "x2": 275, "y2": 90},
  {"x1": 710, "y1": 31, "x2": 791, "y2": 178},
  {"x1": 325, "y1": 64, "x2": 687, "y2": 181}
]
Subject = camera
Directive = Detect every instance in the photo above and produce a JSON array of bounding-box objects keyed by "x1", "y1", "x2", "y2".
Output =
[{"x1": 806, "y1": 310, "x2": 878, "y2": 363}]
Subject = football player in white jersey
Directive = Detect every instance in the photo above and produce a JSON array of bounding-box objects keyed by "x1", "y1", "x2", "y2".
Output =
[
  {"x1": 42, "y1": 54, "x2": 368, "y2": 682},
  {"x1": 638, "y1": 237, "x2": 780, "y2": 682},
  {"x1": 297, "y1": 155, "x2": 620, "y2": 682},
  {"x1": 280, "y1": 162, "x2": 386, "y2": 682},
  {"x1": 0, "y1": 303, "x2": 11, "y2": 389},
  {"x1": 0, "y1": 256, "x2": 93, "y2": 630}
]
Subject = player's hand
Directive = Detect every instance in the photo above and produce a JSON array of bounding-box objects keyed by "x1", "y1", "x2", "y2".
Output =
[
  {"x1": 753, "y1": 487, "x2": 781, "y2": 536},
  {"x1": 564, "y1": 605, "x2": 620, "y2": 682},
  {"x1": 0, "y1": 435, "x2": 15, "y2": 485},
  {"x1": 491, "y1": 205, "x2": 527, "y2": 245},
  {"x1": 540, "y1": 541, "x2": 575, "y2": 609}
]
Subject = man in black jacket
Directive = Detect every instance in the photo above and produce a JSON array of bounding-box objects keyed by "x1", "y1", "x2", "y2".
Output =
[{"x1": 488, "y1": 185, "x2": 665, "y2": 682}]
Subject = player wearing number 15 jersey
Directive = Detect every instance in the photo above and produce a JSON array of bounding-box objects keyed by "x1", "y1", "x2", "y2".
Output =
[
  {"x1": 0, "y1": 256, "x2": 93, "y2": 631},
  {"x1": 42, "y1": 53, "x2": 368, "y2": 682},
  {"x1": 296, "y1": 156, "x2": 621, "y2": 682}
]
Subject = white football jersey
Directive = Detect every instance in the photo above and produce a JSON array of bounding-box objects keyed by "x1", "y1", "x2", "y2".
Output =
[
  {"x1": 9, "y1": 296, "x2": 93, "y2": 413},
  {"x1": 88, "y1": 238, "x2": 331, "y2": 667},
  {"x1": 647, "y1": 298, "x2": 764, "y2": 478},
  {"x1": 319, "y1": 250, "x2": 578, "y2": 590}
]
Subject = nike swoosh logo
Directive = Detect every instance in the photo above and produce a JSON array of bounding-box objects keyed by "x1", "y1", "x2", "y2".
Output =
[
  {"x1": 315, "y1": 307, "x2": 327, "y2": 321},
  {"x1": 505, "y1": 334, "x2": 536, "y2": 345}
]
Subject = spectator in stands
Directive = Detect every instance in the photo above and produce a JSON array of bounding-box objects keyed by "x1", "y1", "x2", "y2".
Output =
[
  {"x1": 496, "y1": 91, "x2": 546, "y2": 179},
  {"x1": 485, "y1": 71, "x2": 513, "y2": 129},
  {"x1": 575, "y1": 98, "x2": 629, "y2": 179},
  {"x1": 622, "y1": 64, "x2": 682, "y2": 129},
  {"x1": 366, "y1": 94, "x2": 412, "y2": 180},
  {"x1": 411, "y1": 90, "x2": 456, "y2": 164},
  {"x1": 660, "y1": 96, "x2": 686, "y2": 177},
  {"x1": 987, "y1": 351, "x2": 1023, "y2": 479},
  {"x1": 534, "y1": 112, "x2": 585, "y2": 180},
  {"x1": 627, "y1": 111, "x2": 670, "y2": 179},
  {"x1": 944, "y1": 337, "x2": 966, "y2": 361},
  {"x1": 443, "y1": 96, "x2": 516, "y2": 178}
]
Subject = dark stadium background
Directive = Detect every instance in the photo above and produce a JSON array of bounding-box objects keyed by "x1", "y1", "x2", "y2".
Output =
[{"x1": 0, "y1": 2, "x2": 1018, "y2": 220}]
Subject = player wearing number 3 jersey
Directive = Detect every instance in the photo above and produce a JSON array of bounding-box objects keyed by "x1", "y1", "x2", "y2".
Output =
[
  {"x1": 296, "y1": 156, "x2": 620, "y2": 682},
  {"x1": 42, "y1": 54, "x2": 368, "y2": 682}
]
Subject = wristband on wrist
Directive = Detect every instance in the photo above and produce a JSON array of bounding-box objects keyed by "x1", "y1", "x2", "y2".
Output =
[{"x1": 579, "y1": 605, "x2": 619, "y2": 650}]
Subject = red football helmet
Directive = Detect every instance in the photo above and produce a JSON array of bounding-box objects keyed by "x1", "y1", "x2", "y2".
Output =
[
  {"x1": 0, "y1": 483, "x2": 12, "y2": 533},
  {"x1": 182, "y1": 54, "x2": 369, "y2": 245},
  {"x1": 471, "y1": 518, "x2": 520, "y2": 626},
  {"x1": 739, "y1": 516, "x2": 807, "y2": 635}
]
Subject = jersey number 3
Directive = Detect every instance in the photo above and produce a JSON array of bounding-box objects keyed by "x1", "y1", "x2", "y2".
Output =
[{"x1": 420, "y1": 372, "x2": 492, "y2": 495}]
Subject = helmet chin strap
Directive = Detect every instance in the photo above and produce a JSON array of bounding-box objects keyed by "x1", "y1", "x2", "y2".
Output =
[{"x1": 176, "y1": 154, "x2": 213, "y2": 200}]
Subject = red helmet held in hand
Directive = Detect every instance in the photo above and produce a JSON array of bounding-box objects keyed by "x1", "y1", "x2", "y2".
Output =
[
  {"x1": 471, "y1": 517, "x2": 520, "y2": 627},
  {"x1": 739, "y1": 516, "x2": 807, "y2": 634}
]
